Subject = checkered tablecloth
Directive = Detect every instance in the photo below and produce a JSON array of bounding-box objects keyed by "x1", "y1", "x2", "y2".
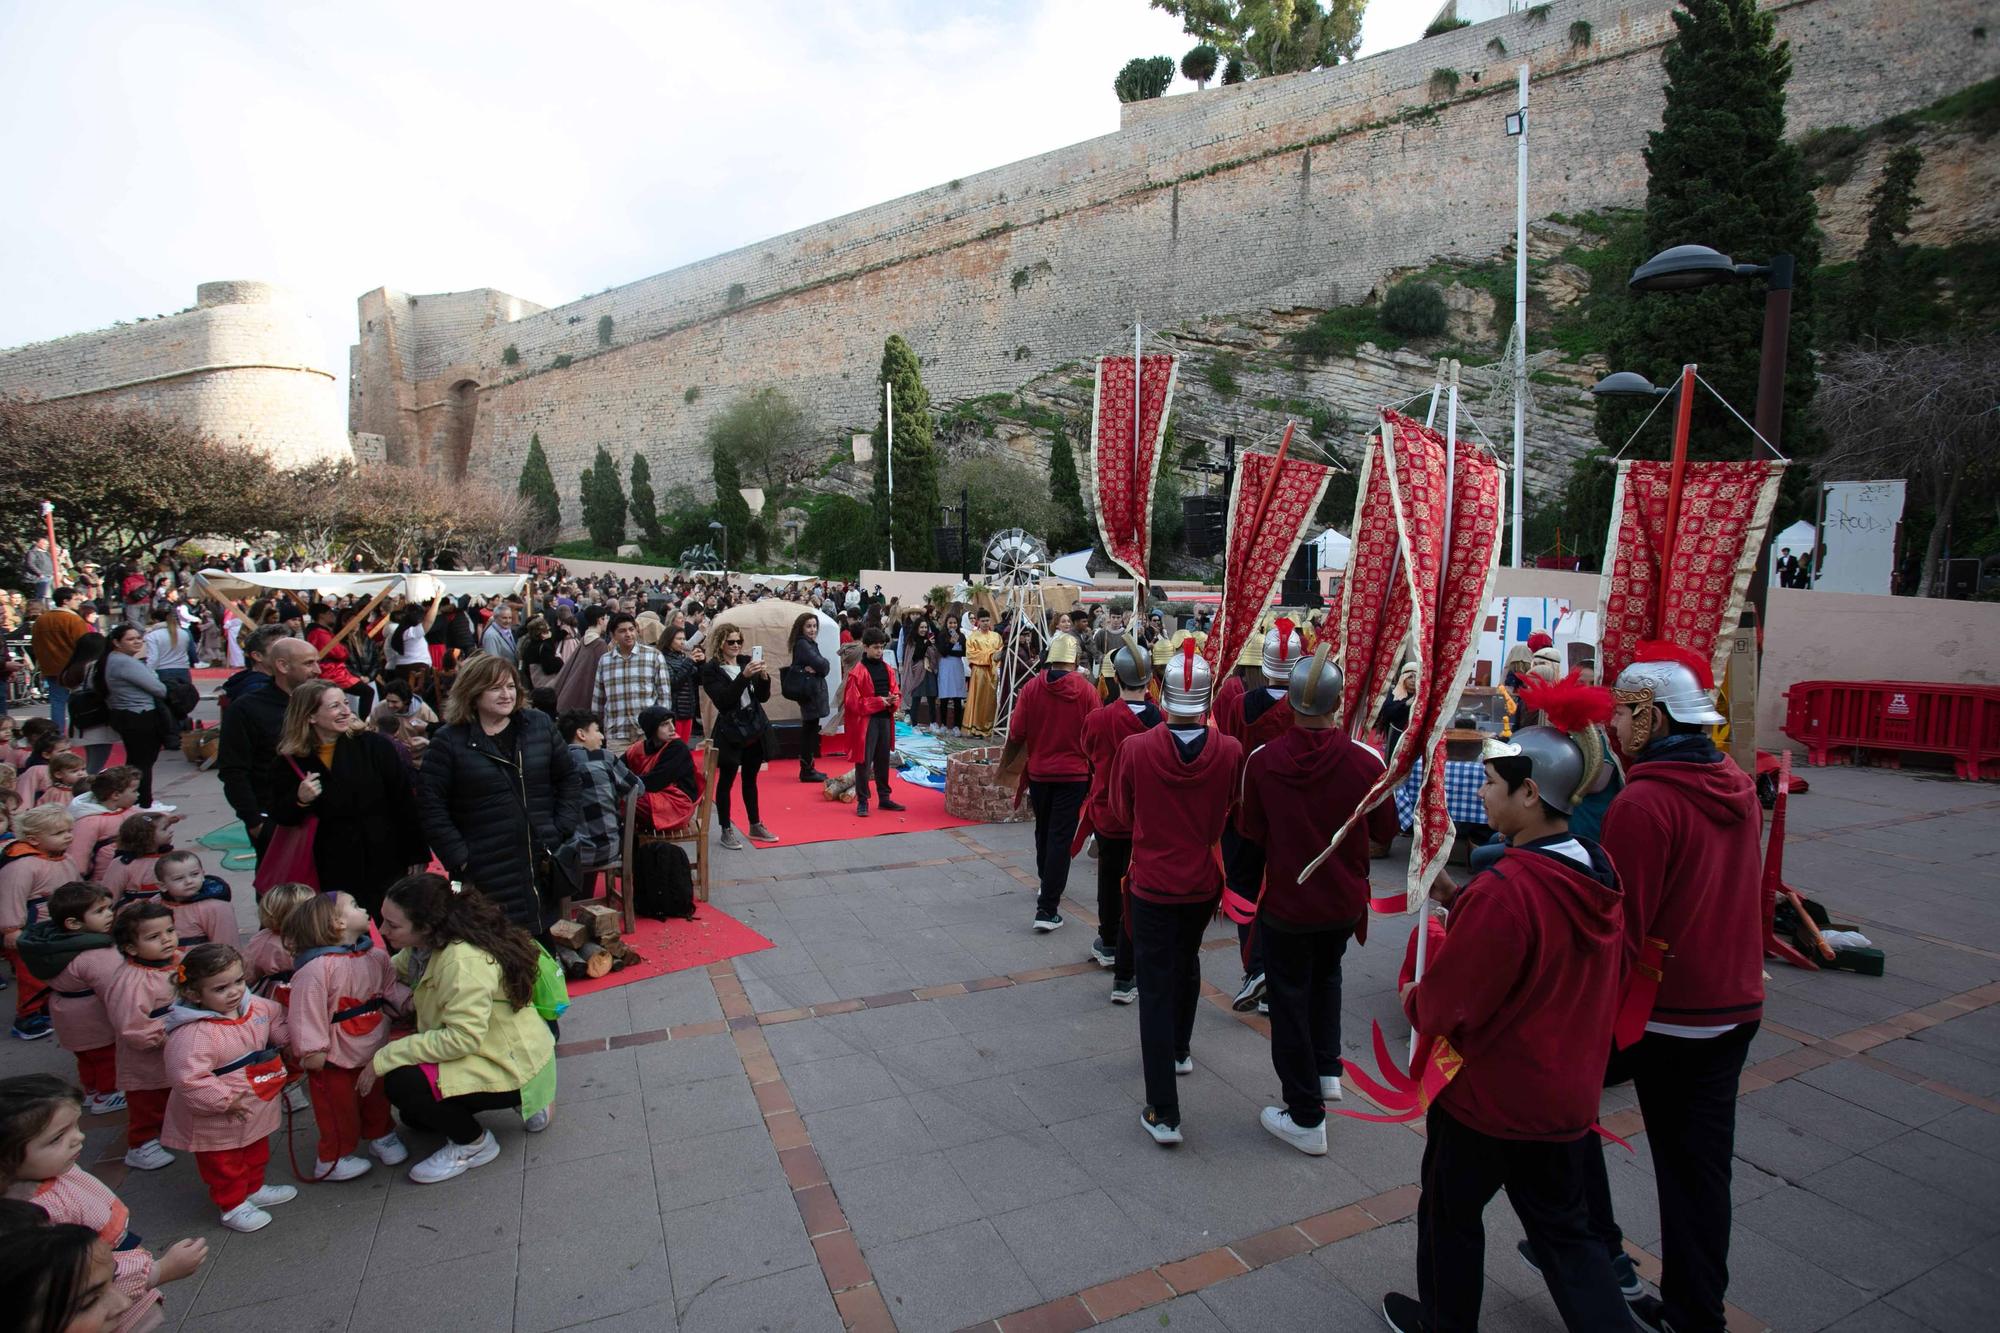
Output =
[{"x1": 1393, "y1": 756, "x2": 1487, "y2": 829}]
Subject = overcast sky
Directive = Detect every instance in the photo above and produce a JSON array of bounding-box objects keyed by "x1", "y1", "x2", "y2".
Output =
[{"x1": 0, "y1": 1, "x2": 1436, "y2": 390}]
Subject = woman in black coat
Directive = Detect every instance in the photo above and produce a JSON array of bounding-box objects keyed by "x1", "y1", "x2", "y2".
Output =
[
  {"x1": 418, "y1": 654, "x2": 582, "y2": 929},
  {"x1": 700, "y1": 623, "x2": 774, "y2": 851},
  {"x1": 269, "y1": 681, "x2": 430, "y2": 916},
  {"x1": 662, "y1": 626, "x2": 704, "y2": 741},
  {"x1": 786, "y1": 612, "x2": 830, "y2": 785}
]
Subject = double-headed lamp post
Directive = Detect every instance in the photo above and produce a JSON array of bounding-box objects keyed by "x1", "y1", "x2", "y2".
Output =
[
  {"x1": 708, "y1": 520, "x2": 728, "y2": 579},
  {"x1": 1627, "y1": 244, "x2": 1795, "y2": 452}
]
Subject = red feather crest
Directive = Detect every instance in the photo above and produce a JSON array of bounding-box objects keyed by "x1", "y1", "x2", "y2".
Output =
[
  {"x1": 1272, "y1": 616, "x2": 1296, "y2": 661},
  {"x1": 1180, "y1": 637, "x2": 1199, "y2": 687},
  {"x1": 1633, "y1": 638, "x2": 1714, "y2": 691},
  {"x1": 1518, "y1": 671, "x2": 1615, "y2": 734}
]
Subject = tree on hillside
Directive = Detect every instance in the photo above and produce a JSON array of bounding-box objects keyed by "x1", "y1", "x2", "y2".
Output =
[
  {"x1": 710, "y1": 437, "x2": 754, "y2": 560},
  {"x1": 1115, "y1": 56, "x2": 1176, "y2": 103},
  {"x1": 705, "y1": 387, "x2": 812, "y2": 489},
  {"x1": 872, "y1": 335, "x2": 940, "y2": 572},
  {"x1": 800, "y1": 496, "x2": 879, "y2": 581},
  {"x1": 580, "y1": 446, "x2": 626, "y2": 550},
  {"x1": 1593, "y1": 0, "x2": 1821, "y2": 467},
  {"x1": 1047, "y1": 425, "x2": 1091, "y2": 551},
  {"x1": 1842, "y1": 145, "x2": 1925, "y2": 342},
  {"x1": 516, "y1": 433, "x2": 561, "y2": 550},
  {"x1": 1181, "y1": 43, "x2": 1220, "y2": 89},
  {"x1": 1812, "y1": 338, "x2": 1997, "y2": 598},
  {"x1": 1151, "y1": 1, "x2": 1365, "y2": 77},
  {"x1": 943, "y1": 456, "x2": 1055, "y2": 551},
  {"x1": 628, "y1": 452, "x2": 663, "y2": 550}
]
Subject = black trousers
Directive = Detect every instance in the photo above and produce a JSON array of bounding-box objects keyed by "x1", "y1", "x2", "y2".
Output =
[
  {"x1": 854, "y1": 714, "x2": 894, "y2": 803},
  {"x1": 1262, "y1": 921, "x2": 1354, "y2": 1128},
  {"x1": 108, "y1": 709, "x2": 164, "y2": 807},
  {"x1": 344, "y1": 681, "x2": 376, "y2": 718},
  {"x1": 1130, "y1": 894, "x2": 1213, "y2": 1122},
  {"x1": 1095, "y1": 834, "x2": 1135, "y2": 983},
  {"x1": 716, "y1": 749, "x2": 762, "y2": 828},
  {"x1": 1026, "y1": 779, "x2": 1087, "y2": 916},
  {"x1": 1418, "y1": 1103, "x2": 1631, "y2": 1332},
  {"x1": 383, "y1": 1064, "x2": 522, "y2": 1145},
  {"x1": 1221, "y1": 825, "x2": 1265, "y2": 977},
  {"x1": 1582, "y1": 1022, "x2": 1756, "y2": 1333},
  {"x1": 798, "y1": 718, "x2": 822, "y2": 776}
]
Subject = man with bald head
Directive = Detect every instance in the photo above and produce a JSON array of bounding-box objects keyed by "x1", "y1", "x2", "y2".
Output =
[{"x1": 217, "y1": 632, "x2": 322, "y2": 854}]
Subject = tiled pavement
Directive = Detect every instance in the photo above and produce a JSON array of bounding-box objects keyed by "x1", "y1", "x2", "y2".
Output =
[{"x1": 4, "y1": 727, "x2": 1997, "y2": 1331}]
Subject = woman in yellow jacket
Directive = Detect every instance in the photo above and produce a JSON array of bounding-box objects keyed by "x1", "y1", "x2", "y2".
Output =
[{"x1": 371, "y1": 873, "x2": 556, "y2": 1184}]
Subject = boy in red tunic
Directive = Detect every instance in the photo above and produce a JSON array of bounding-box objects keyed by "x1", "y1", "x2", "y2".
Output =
[
  {"x1": 1078, "y1": 637, "x2": 1162, "y2": 1000},
  {"x1": 1109, "y1": 641, "x2": 1243, "y2": 1145},
  {"x1": 1217, "y1": 619, "x2": 1306, "y2": 1013},
  {"x1": 1005, "y1": 633, "x2": 1098, "y2": 932},
  {"x1": 1578, "y1": 644, "x2": 1764, "y2": 1333},
  {"x1": 1236, "y1": 644, "x2": 1387, "y2": 1155},
  {"x1": 1381, "y1": 721, "x2": 1632, "y2": 1333}
]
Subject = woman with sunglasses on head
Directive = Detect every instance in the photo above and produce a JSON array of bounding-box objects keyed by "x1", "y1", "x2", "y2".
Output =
[{"x1": 699, "y1": 625, "x2": 776, "y2": 850}]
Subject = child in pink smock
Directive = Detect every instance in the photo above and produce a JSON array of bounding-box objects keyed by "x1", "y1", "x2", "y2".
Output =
[
  {"x1": 285, "y1": 891, "x2": 409, "y2": 1180},
  {"x1": 100, "y1": 903, "x2": 180, "y2": 1171},
  {"x1": 15, "y1": 883, "x2": 126, "y2": 1114}
]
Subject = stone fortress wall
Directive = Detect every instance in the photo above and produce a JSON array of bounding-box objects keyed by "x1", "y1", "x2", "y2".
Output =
[
  {"x1": 0, "y1": 280, "x2": 352, "y2": 468},
  {"x1": 351, "y1": 0, "x2": 1991, "y2": 535}
]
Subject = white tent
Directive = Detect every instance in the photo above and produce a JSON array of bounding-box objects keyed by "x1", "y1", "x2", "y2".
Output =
[
  {"x1": 1769, "y1": 520, "x2": 1816, "y2": 582},
  {"x1": 1311, "y1": 528, "x2": 1352, "y2": 571},
  {"x1": 192, "y1": 569, "x2": 528, "y2": 603}
]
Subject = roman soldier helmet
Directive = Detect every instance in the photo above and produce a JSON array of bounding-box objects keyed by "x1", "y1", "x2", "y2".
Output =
[
  {"x1": 1614, "y1": 639, "x2": 1724, "y2": 749},
  {"x1": 1108, "y1": 634, "x2": 1151, "y2": 690},
  {"x1": 1286, "y1": 643, "x2": 1344, "y2": 719},
  {"x1": 1261, "y1": 616, "x2": 1306, "y2": 683},
  {"x1": 1162, "y1": 638, "x2": 1212, "y2": 717},
  {"x1": 1047, "y1": 632, "x2": 1079, "y2": 666},
  {"x1": 1482, "y1": 672, "x2": 1617, "y2": 813}
]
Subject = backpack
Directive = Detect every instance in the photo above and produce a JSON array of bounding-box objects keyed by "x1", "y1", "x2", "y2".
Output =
[{"x1": 632, "y1": 840, "x2": 696, "y2": 921}]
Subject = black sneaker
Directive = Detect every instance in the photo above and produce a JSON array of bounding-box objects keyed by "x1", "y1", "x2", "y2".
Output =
[
  {"x1": 879, "y1": 798, "x2": 907, "y2": 812},
  {"x1": 1089, "y1": 938, "x2": 1117, "y2": 968},
  {"x1": 1140, "y1": 1106, "x2": 1182, "y2": 1145},
  {"x1": 800, "y1": 769, "x2": 829, "y2": 783},
  {"x1": 1033, "y1": 912, "x2": 1063, "y2": 933},
  {"x1": 1627, "y1": 1295, "x2": 1666, "y2": 1332},
  {"x1": 1109, "y1": 980, "x2": 1137, "y2": 1005},
  {"x1": 10, "y1": 1014, "x2": 52, "y2": 1041},
  {"x1": 1517, "y1": 1240, "x2": 1645, "y2": 1302},
  {"x1": 855, "y1": 803, "x2": 870, "y2": 818},
  {"x1": 1381, "y1": 1292, "x2": 1425, "y2": 1333},
  {"x1": 1231, "y1": 972, "x2": 1266, "y2": 1012}
]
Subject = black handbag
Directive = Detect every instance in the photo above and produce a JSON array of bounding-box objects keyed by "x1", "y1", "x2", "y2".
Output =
[
  {"x1": 68, "y1": 663, "x2": 110, "y2": 729},
  {"x1": 779, "y1": 663, "x2": 810, "y2": 703},
  {"x1": 166, "y1": 677, "x2": 200, "y2": 719}
]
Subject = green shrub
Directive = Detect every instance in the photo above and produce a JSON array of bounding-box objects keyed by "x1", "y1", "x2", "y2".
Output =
[
  {"x1": 1181, "y1": 43, "x2": 1219, "y2": 88},
  {"x1": 725, "y1": 283, "x2": 746, "y2": 308},
  {"x1": 1569, "y1": 19, "x2": 1592, "y2": 49},
  {"x1": 1423, "y1": 17, "x2": 1471, "y2": 38},
  {"x1": 1486, "y1": 37, "x2": 1507, "y2": 58},
  {"x1": 597, "y1": 314, "x2": 614, "y2": 346},
  {"x1": 1380, "y1": 281, "x2": 1448, "y2": 338},
  {"x1": 1429, "y1": 68, "x2": 1461, "y2": 99},
  {"x1": 1220, "y1": 56, "x2": 1245, "y2": 85},
  {"x1": 1115, "y1": 55, "x2": 1176, "y2": 103},
  {"x1": 1288, "y1": 306, "x2": 1383, "y2": 360},
  {"x1": 1799, "y1": 125, "x2": 1869, "y2": 186},
  {"x1": 501, "y1": 344, "x2": 520, "y2": 366},
  {"x1": 683, "y1": 385, "x2": 700, "y2": 403},
  {"x1": 550, "y1": 353, "x2": 573, "y2": 370},
  {"x1": 1204, "y1": 352, "x2": 1243, "y2": 397},
  {"x1": 1525, "y1": 4, "x2": 1551, "y2": 24}
]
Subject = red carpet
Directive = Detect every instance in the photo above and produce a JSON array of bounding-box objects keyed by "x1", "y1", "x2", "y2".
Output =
[
  {"x1": 564, "y1": 904, "x2": 773, "y2": 997},
  {"x1": 741, "y1": 762, "x2": 976, "y2": 848}
]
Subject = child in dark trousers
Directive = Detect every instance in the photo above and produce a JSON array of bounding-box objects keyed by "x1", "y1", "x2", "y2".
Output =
[{"x1": 841, "y1": 629, "x2": 905, "y2": 818}]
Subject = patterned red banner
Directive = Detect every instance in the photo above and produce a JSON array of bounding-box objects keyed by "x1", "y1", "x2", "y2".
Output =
[
  {"x1": 1090, "y1": 354, "x2": 1179, "y2": 583},
  {"x1": 1205, "y1": 449, "x2": 1334, "y2": 678},
  {"x1": 1597, "y1": 459, "x2": 1783, "y2": 688}
]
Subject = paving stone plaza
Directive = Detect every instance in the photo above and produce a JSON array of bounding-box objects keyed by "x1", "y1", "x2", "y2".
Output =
[{"x1": 6, "y1": 706, "x2": 1994, "y2": 1332}]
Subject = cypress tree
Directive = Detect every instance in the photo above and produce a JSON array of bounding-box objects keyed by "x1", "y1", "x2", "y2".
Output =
[
  {"x1": 871, "y1": 335, "x2": 940, "y2": 571},
  {"x1": 1849, "y1": 145, "x2": 1924, "y2": 341},
  {"x1": 1047, "y1": 425, "x2": 1090, "y2": 551},
  {"x1": 628, "y1": 452, "x2": 663, "y2": 550},
  {"x1": 582, "y1": 445, "x2": 626, "y2": 550},
  {"x1": 711, "y1": 440, "x2": 753, "y2": 562},
  {"x1": 516, "y1": 433, "x2": 561, "y2": 546},
  {"x1": 1593, "y1": 0, "x2": 1820, "y2": 465}
]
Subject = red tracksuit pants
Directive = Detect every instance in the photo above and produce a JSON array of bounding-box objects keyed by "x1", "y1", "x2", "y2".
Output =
[
  {"x1": 74, "y1": 1044, "x2": 116, "y2": 1096},
  {"x1": 194, "y1": 1139, "x2": 270, "y2": 1211},
  {"x1": 125, "y1": 1088, "x2": 170, "y2": 1149},
  {"x1": 308, "y1": 1063, "x2": 393, "y2": 1162},
  {"x1": 6, "y1": 948, "x2": 48, "y2": 1021}
]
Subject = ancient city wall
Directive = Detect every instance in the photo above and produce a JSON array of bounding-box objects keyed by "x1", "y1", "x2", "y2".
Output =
[
  {"x1": 0, "y1": 280, "x2": 351, "y2": 467},
  {"x1": 350, "y1": 0, "x2": 1999, "y2": 531}
]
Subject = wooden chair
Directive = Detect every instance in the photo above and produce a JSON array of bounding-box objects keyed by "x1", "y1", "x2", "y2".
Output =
[{"x1": 620, "y1": 743, "x2": 721, "y2": 909}]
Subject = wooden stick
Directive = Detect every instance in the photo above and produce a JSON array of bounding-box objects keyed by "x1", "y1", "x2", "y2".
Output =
[{"x1": 317, "y1": 583, "x2": 396, "y2": 660}]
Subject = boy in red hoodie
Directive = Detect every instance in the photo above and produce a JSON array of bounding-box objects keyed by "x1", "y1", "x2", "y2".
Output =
[
  {"x1": 1235, "y1": 644, "x2": 1388, "y2": 1155},
  {"x1": 1381, "y1": 721, "x2": 1632, "y2": 1333},
  {"x1": 1005, "y1": 633, "x2": 1099, "y2": 932},
  {"x1": 1109, "y1": 640, "x2": 1243, "y2": 1146},
  {"x1": 1078, "y1": 637, "x2": 1161, "y2": 999},
  {"x1": 1216, "y1": 618, "x2": 1306, "y2": 1013},
  {"x1": 1577, "y1": 644, "x2": 1764, "y2": 1333}
]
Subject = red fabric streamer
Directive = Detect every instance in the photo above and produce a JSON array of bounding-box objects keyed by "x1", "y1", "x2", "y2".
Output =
[
  {"x1": 1090, "y1": 354, "x2": 1179, "y2": 582},
  {"x1": 1206, "y1": 451, "x2": 1332, "y2": 676},
  {"x1": 1597, "y1": 459, "x2": 1783, "y2": 687}
]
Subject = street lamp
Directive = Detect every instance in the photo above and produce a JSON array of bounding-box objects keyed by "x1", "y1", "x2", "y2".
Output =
[
  {"x1": 708, "y1": 520, "x2": 727, "y2": 579},
  {"x1": 1627, "y1": 244, "x2": 1794, "y2": 452}
]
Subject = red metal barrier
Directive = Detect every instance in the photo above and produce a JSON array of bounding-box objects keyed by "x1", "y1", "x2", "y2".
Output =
[{"x1": 1783, "y1": 679, "x2": 2000, "y2": 781}]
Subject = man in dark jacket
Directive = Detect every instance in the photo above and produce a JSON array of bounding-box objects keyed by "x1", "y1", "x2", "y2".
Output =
[
  {"x1": 1578, "y1": 643, "x2": 1764, "y2": 1333},
  {"x1": 1381, "y1": 722, "x2": 1631, "y2": 1333},
  {"x1": 216, "y1": 633, "x2": 319, "y2": 853}
]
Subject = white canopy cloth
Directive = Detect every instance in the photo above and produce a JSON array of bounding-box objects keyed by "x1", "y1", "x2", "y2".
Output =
[{"x1": 192, "y1": 569, "x2": 528, "y2": 602}]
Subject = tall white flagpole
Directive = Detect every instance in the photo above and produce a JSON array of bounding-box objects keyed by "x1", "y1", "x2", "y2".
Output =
[
  {"x1": 1512, "y1": 64, "x2": 1529, "y2": 568},
  {"x1": 886, "y1": 377, "x2": 896, "y2": 573}
]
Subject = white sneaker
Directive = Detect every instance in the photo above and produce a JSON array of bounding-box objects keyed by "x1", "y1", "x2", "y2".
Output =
[
  {"x1": 86, "y1": 1092, "x2": 126, "y2": 1115},
  {"x1": 313, "y1": 1155, "x2": 371, "y2": 1182},
  {"x1": 124, "y1": 1139, "x2": 175, "y2": 1171},
  {"x1": 524, "y1": 1107, "x2": 551, "y2": 1134},
  {"x1": 220, "y1": 1202, "x2": 271, "y2": 1233},
  {"x1": 369, "y1": 1132, "x2": 408, "y2": 1165},
  {"x1": 1260, "y1": 1105, "x2": 1329, "y2": 1156},
  {"x1": 1140, "y1": 1108, "x2": 1183, "y2": 1145},
  {"x1": 1174, "y1": 1055, "x2": 1193, "y2": 1076},
  {"x1": 408, "y1": 1131, "x2": 500, "y2": 1184},
  {"x1": 1320, "y1": 1074, "x2": 1343, "y2": 1102},
  {"x1": 246, "y1": 1184, "x2": 297, "y2": 1208}
]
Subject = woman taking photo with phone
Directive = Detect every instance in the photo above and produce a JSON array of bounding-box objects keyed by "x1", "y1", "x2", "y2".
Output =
[{"x1": 700, "y1": 623, "x2": 775, "y2": 851}]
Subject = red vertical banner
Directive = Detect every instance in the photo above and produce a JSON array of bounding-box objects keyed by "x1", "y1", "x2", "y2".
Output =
[
  {"x1": 1205, "y1": 449, "x2": 1333, "y2": 677},
  {"x1": 1597, "y1": 459, "x2": 1783, "y2": 687},
  {"x1": 1090, "y1": 354, "x2": 1179, "y2": 583}
]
